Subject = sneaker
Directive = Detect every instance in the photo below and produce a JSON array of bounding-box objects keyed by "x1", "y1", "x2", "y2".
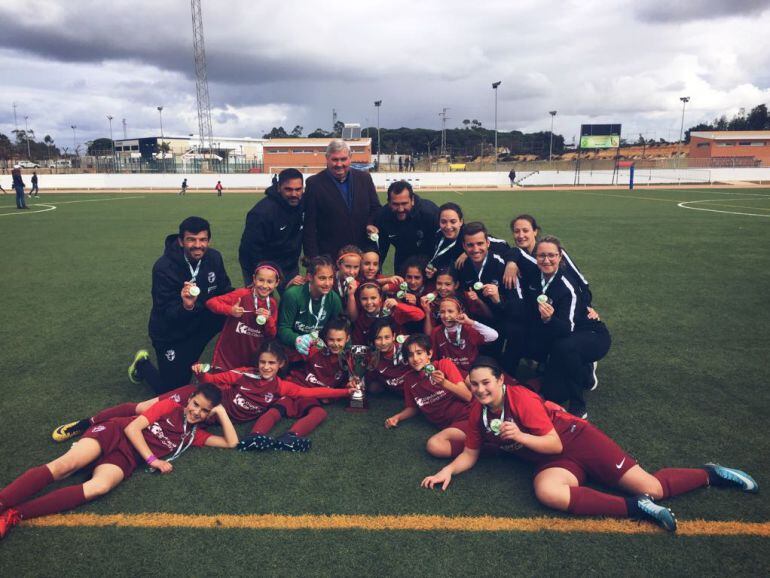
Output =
[
  {"x1": 273, "y1": 432, "x2": 311, "y2": 453},
  {"x1": 52, "y1": 419, "x2": 91, "y2": 442},
  {"x1": 635, "y1": 494, "x2": 677, "y2": 532},
  {"x1": 703, "y1": 463, "x2": 759, "y2": 493},
  {"x1": 587, "y1": 361, "x2": 598, "y2": 391},
  {"x1": 0, "y1": 509, "x2": 21, "y2": 540},
  {"x1": 128, "y1": 350, "x2": 149, "y2": 384},
  {"x1": 237, "y1": 434, "x2": 275, "y2": 452}
]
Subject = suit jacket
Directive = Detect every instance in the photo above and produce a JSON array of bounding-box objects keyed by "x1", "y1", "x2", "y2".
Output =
[{"x1": 302, "y1": 168, "x2": 380, "y2": 259}]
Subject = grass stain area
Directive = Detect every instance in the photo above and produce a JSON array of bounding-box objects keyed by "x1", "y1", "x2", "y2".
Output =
[{"x1": 0, "y1": 190, "x2": 768, "y2": 573}]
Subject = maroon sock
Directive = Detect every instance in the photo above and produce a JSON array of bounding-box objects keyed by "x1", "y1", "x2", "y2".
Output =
[
  {"x1": 16, "y1": 484, "x2": 87, "y2": 520},
  {"x1": 289, "y1": 407, "x2": 327, "y2": 437},
  {"x1": 654, "y1": 468, "x2": 709, "y2": 499},
  {"x1": 91, "y1": 402, "x2": 139, "y2": 424},
  {"x1": 251, "y1": 408, "x2": 282, "y2": 435},
  {"x1": 449, "y1": 439, "x2": 465, "y2": 458},
  {"x1": 0, "y1": 465, "x2": 54, "y2": 510},
  {"x1": 567, "y1": 486, "x2": 628, "y2": 518}
]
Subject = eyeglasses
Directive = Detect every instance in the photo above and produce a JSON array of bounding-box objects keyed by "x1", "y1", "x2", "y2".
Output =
[{"x1": 535, "y1": 253, "x2": 560, "y2": 261}]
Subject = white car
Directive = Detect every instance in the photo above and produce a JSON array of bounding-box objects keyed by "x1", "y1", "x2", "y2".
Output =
[{"x1": 18, "y1": 160, "x2": 40, "y2": 168}]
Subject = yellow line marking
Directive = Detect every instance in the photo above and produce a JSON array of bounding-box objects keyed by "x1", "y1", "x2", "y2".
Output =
[{"x1": 23, "y1": 513, "x2": 770, "y2": 536}]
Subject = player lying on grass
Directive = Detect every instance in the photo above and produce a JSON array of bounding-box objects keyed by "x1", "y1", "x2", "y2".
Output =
[
  {"x1": 420, "y1": 357, "x2": 759, "y2": 532},
  {"x1": 385, "y1": 334, "x2": 473, "y2": 458},
  {"x1": 0, "y1": 384, "x2": 237, "y2": 540},
  {"x1": 202, "y1": 262, "x2": 281, "y2": 369},
  {"x1": 54, "y1": 340, "x2": 354, "y2": 453}
]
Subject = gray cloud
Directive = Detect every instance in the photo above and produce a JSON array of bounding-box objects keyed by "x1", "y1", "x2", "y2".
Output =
[{"x1": 636, "y1": 0, "x2": 770, "y2": 23}]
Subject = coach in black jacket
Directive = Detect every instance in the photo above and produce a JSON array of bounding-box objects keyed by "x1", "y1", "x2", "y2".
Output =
[
  {"x1": 373, "y1": 180, "x2": 439, "y2": 273},
  {"x1": 133, "y1": 216, "x2": 232, "y2": 393},
  {"x1": 302, "y1": 139, "x2": 380, "y2": 260},
  {"x1": 238, "y1": 168, "x2": 305, "y2": 288}
]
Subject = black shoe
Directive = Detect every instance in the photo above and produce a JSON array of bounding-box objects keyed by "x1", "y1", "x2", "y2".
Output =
[
  {"x1": 237, "y1": 434, "x2": 276, "y2": 452},
  {"x1": 273, "y1": 432, "x2": 311, "y2": 452}
]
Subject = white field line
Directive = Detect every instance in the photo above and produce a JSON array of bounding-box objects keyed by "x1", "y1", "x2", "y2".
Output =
[
  {"x1": 677, "y1": 199, "x2": 770, "y2": 218},
  {"x1": 0, "y1": 195, "x2": 145, "y2": 217}
]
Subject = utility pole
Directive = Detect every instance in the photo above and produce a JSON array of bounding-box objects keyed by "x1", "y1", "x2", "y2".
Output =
[
  {"x1": 492, "y1": 82, "x2": 501, "y2": 168},
  {"x1": 122, "y1": 118, "x2": 127, "y2": 139},
  {"x1": 107, "y1": 115, "x2": 115, "y2": 171},
  {"x1": 439, "y1": 108, "x2": 450, "y2": 157},
  {"x1": 374, "y1": 100, "x2": 382, "y2": 161},
  {"x1": 332, "y1": 108, "x2": 338, "y2": 134},
  {"x1": 71, "y1": 125, "x2": 78, "y2": 158},
  {"x1": 12, "y1": 102, "x2": 18, "y2": 133},
  {"x1": 677, "y1": 96, "x2": 690, "y2": 170},
  {"x1": 24, "y1": 116, "x2": 31, "y2": 159},
  {"x1": 548, "y1": 110, "x2": 557, "y2": 166}
]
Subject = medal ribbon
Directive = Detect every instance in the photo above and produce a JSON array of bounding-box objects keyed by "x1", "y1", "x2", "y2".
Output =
[
  {"x1": 253, "y1": 291, "x2": 271, "y2": 316},
  {"x1": 430, "y1": 237, "x2": 457, "y2": 263},
  {"x1": 308, "y1": 293, "x2": 327, "y2": 330},
  {"x1": 475, "y1": 254, "x2": 489, "y2": 283},
  {"x1": 540, "y1": 272, "x2": 557, "y2": 295},
  {"x1": 444, "y1": 325, "x2": 462, "y2": 347},
  {"x1": 184, "y1": 256, "x2": 202, "y2": 283},
  {"x1": 482, "y1": 384, "x2": 507, "y2": 433}
]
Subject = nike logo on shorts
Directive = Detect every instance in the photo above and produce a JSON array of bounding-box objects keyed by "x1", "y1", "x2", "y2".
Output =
[{"x1": 616, "y1": 458, "x2": 626, "y2": 469}]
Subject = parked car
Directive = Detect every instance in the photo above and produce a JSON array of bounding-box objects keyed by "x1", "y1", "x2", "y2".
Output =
[
  {"x1": 48, "y1": 159, "x2": 72, "y2": 168},
  {"x1": 18, "y1": 160, "x2": 40, "y2": 168}
]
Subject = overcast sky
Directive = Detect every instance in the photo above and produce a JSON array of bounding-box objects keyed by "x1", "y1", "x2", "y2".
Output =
[{"x1": 1, "y1": 0, "x2": 769, "y2": 151}]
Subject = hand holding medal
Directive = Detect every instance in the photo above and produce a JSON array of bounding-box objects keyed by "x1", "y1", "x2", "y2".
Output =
[{"x1": 182, "y1": 281, "x2": 199, "y2": 309}]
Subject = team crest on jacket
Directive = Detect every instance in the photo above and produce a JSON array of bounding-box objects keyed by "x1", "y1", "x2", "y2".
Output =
[
  {"x1": 208, "y1": 271, "x2": 216, "y2": 283},
  {"x1": 165, "y1": 349, "x2": 176, "y2": 361}
]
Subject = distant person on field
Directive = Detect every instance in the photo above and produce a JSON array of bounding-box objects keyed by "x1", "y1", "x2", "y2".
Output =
[
  {"x1": 508, "y1": 169, "x2": 516, "y2": 188},
  {"x1": 398, "y1": 156, "x2": 403, "y2": 172},
  {"x1": 238, "y1": 167, "x2": 306, "y2": 289},
  {"x1": 179, "y1": 178, "x2": 188, "y2": 195},
  {"x1": 11, "y1": 164, "x2": 27, "y2": 210},
  {"x1": 272, "y1": 173, "x2": 279, "y2": 187},
  {"x1": 29, "y1": 171, "x2": 39, "y2": 198},
  {"x1": 215, "y1": 181, "x2": 223, "y2": 197},
  {"x1": 128, "y1": 216, "x2": 233, "y2": 394},
  {"x1": 302, "y1": 139, "x2": 380, "y2": 261}
]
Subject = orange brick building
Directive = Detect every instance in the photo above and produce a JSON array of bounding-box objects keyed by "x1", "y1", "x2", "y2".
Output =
[
  {"x1": 689, "y1": 131, "x2": 770, "y2": 166},
  {"x1": 262, "y1": 138, "x2": 372, "y2": 174}
]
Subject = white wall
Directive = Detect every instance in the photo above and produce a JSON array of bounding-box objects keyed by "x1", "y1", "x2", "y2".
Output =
[{"x1": 21, "y1": 167, "x2": 770, "y2": 190}]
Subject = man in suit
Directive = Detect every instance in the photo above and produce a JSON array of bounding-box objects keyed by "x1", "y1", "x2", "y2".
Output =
[{"x1": 302, "y1": 139, "x2": 381, "y2": 260}]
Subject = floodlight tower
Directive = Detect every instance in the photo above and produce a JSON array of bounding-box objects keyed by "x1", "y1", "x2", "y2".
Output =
[
  {"x1": 548, "y1": 110, "x2": 557, "y2": 166},
  {"x1": 677, "y1": 96, "x2": 690, "y2": 171},
  {"x1": 439, "y1": 108, "x2": 450, "y2": 157},
  {"x1": 492, "y1": 81, "x2": 501, "y2": 167},
  {"x1": 374, "y1": 100, "x2": 382, "y2": 158},
  {"x1": 191, "y1": 0, "x2": 214, "y2": 160}
]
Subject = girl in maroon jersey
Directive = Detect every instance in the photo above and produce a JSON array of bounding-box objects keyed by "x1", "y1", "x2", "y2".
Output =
[
  {"x1": 288, "y1": 316, "x2": 354, "y2": 391},
  {"x1": 385, "y1": 334, "x2": 473, "y2": 458},
  {"x1": 1, "y1": 384, "x2": 237, "y2": 539},
  {"x1": 334, "y1": 245, "x2": 363, "y2": 319},
  {"x1": 396, "y1": 256, "x2": 433, "y2": 306},
  {"x1": 52, "y1": 341, "x2": 353, "y2": 453},
  {"x1": 364, "y1": 318, "x2": 411, "y2": 395},
  {"x1": 421, "y1": 267, "x2": 461, "y2": 333},
  {"x1": 429, "y1": 297, "x2": 498, "y2": 376},
  {"x1": 205, "y1": 262, "x2": 281, "y2": 369},
  {"x1": 359, "y1": 249, "x2": 403, "y2": 293},
  {"x1": 350, "y1": 282, "x2": 424, "y2": 345},
  {"x1": 420, "y1": 357, "x2": 758, "y2": 532}
]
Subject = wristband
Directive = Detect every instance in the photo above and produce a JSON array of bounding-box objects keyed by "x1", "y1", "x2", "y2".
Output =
[{"x1": 145, "y1": 454, "x2": 157, "y2": 465}]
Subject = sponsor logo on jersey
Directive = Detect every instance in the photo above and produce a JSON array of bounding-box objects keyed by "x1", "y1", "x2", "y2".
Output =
[
  {"x1": 413, "y1": 389, "x2": 447, "y2": 407},
  {"x1": 165, "y1": 349, "x2": 176, "y2": 361},
  {"x1": 91, "y1": 425, "x2": 106, "y2": 433},
  {"x1": 235, "y1": 322, "x2": 263, "y2": 338},
  {"x1": 147, "y1": 421, "x2": 177, "y2": 451}
]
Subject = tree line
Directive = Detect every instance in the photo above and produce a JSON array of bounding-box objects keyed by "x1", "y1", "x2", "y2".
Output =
[{"x1": 0, "y1": 131, "x2": 61, "y2": 161}]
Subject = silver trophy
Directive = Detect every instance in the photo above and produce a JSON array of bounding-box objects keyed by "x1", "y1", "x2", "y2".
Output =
[{"x1": 345, "y1": 345, "x2": 370, "y2": 411}]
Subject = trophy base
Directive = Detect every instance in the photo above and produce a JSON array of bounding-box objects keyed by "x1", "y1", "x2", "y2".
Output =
[{"x1": 345, "y1": 397, "x2": 368, "y2": 413}]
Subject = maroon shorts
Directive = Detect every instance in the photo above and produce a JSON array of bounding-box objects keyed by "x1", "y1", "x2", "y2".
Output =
[
  {"x1": 274, "y1": 396, "x2": 320, "y2": 418},
  {"x1": 446, "y1": 419, "x2": 469, "y2": 433},
  {"x1": 81, "y1": 421, "x2": 140, "y2": 479},
  {"x1": 160, "y1": 384, "x2": 198, "y2": 404},
  {"x1": 533, "y1": 423, "x2": 637, "y2": 486}
]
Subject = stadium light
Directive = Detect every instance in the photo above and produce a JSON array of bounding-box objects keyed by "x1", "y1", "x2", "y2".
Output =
[
  {"x1": 678, "y1": 96, "x2": 690, "y2": 171},
  {"x1": 374, "y1": 100, "x2": 382, "y2": 161},
  {"x1": 107, "y1": 115, "x2": 115, "y2": 172},
  {"x1": 71, "y1": 125, "x2": 77, "y2": 157},
  {"x1": 548, "y1": 110, "x2": 557, "y2": 166},
  {"x1": 157, "y1": 106, "x2": 165, "y2": 139},
  {"x1": 24, "y1": 115, "x2": 31, "y2": 159},
  {"x1": 492, "y1": 82, "x2": 501, "y2": 168}
]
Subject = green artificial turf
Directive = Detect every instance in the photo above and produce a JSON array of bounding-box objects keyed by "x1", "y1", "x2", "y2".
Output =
[{"x1": 0, "y1": 188, "x2": 768, "y2": 576}]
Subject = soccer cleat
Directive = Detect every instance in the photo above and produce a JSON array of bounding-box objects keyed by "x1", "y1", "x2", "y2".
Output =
[
  {"x1": 237, "y1": 434, "x2": 276, "y2": 452},
  {"x1": 703, "y1": 463, "x2": 759, "y2": 493},
  {"x1": 128, "y1": 349, "x2": 149, "y2": 384},
  {"x1": 52, "y1": 419, "x2": 91, "y2": 442},
  {"x1": 635, "y1": 495, "x2": 677, "y2": 532},
  {"x1": 273, "y1": 432, "x2": 311, "y2": 453},
  {"x1": 0, "y1": 509, "x2": 21, "y2": 540}
]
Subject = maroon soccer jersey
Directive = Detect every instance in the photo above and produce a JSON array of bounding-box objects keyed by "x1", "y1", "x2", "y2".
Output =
[
  {"x1": 352, "y1": 302, "x2": 424, "y2": 345},
  {"x1": 430, "y1": 324, "x2": 484, "y2": 374},
  {"x1": 464, "y1": 385, "x2": 584, "y2": 460},
  {"x1": 137, "y1": 399, "x2": 212, "y2": 457},
  {"x1": 207, "y1": 288, "x2": 278, "y2": 369},
  {"x1": 289, "y1": 347, "x2": 348, "y2": 388},
  {"x1": 402, "y1": 358, "x2": 471, "y2": 429},
  {"x1": 200, "y1": 368, "x2": 347, "y2": 422},
  {"x1": 365, "y1": 346, "x2": 411, "y2": 393}
]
